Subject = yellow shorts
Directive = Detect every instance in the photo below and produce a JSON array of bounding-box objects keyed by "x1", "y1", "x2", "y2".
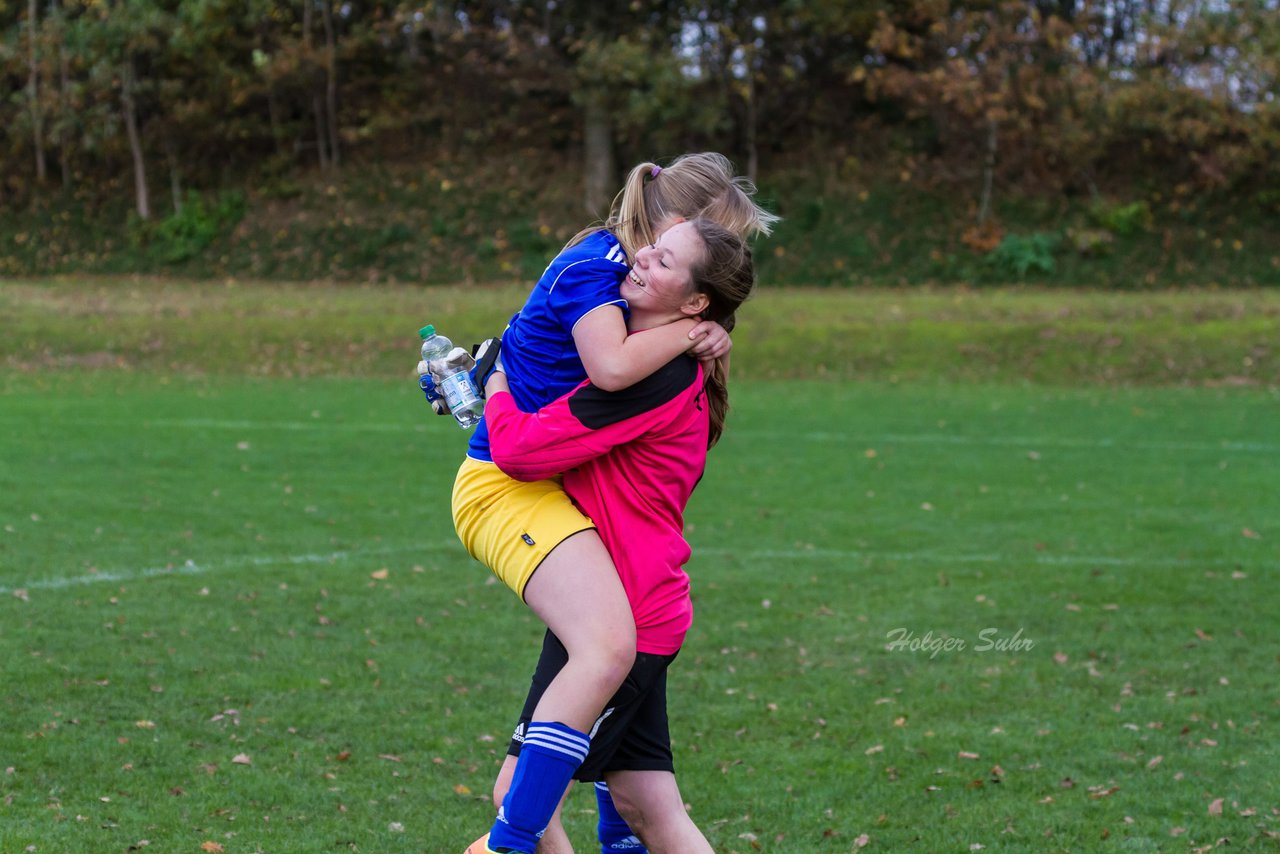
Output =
[{"x1": 451, "y1": 457, "x2": 595, "y2": 599}]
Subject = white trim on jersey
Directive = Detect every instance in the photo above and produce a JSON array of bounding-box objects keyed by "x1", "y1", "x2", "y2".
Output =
[
  {"x1": 568, "y1": 298, "x2": 629, "y2": 336},
  {"x1": 547, "y1": 251, "x2": 628, "y2": 296}
]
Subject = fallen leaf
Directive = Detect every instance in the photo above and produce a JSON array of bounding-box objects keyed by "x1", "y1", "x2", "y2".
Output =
[
  {"x1": 335, "y1": 751, "x2": 351, "y2": 762},
  {"x1": 231, "y1": 753, "x2": 252, "y2": 765},
  {"x1": 1209, "y1": 798, "x2": 1224, "y2": 816},
  {"x1": 1053, "y1": 652, "x2": 1069, "y2": 664},
  {"x1": 865, "y1": 744, "x2": 884, "y2": 755},
  {"x1": 454, "y1": 783, "x2": 471, "y2": 795},
  {"x1": 1242, "y1": 528, "x2": 1260, "y2": 539},
  {"x1": 379, "y1": 754, "x2": 402, "y2": 762},
  {"x1": 958, "y1": 751, "x2": 980, "y2": 760},
  {"x1": 853, "y1": 833, "x2": 870, "y2": 849},
  {"x1": 370, "y1": 568, "x2": 389, "y2": 580},
  {"x1": 201, "y1": 843, "x2": 225, "y2": 853},
  {"x1": 1146, "y1": 755, "x2": 1163, "y2": 769}
]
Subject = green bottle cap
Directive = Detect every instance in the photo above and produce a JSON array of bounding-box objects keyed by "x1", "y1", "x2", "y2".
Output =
[{"x1": 418, "y1": 325, "x2": 435, "y2": 338}]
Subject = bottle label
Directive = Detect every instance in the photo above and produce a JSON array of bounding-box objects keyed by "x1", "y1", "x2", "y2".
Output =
[{"x1": 439, "y1": 372, "x2": 481, "y2": 412}]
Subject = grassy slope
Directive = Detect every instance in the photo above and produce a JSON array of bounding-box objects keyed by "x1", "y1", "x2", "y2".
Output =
[
  {"x1": 2, "y1": 157, "x2": 1278, "y2": 289},
  {"x1": 2, "y1": 278, "x2": 1278, "y2": 387}
]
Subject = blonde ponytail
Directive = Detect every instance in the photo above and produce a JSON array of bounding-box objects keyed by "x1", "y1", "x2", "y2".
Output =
[
  {"x1": 565, "y1": 153, "x2": 779, "y2": 262},
  {"x1": 565, "y1": 161, "x2": 660, "y2": 256}
]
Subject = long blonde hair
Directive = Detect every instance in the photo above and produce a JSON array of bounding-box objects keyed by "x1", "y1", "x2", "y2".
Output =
[
  {"x1": 686, "y1": 218, "x2": 755, "y2": 449},
  {"x1": 570, "y1": 152, "x2": 779, "y2": 257}
]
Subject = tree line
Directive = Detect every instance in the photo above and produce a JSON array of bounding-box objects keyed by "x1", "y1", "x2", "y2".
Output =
[{"x1": 3, "y1": 0, "x2": 1278, "y2": 222}]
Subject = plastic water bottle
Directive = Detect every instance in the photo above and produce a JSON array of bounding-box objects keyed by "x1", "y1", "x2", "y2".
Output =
[{"x1": 419, "y1": 325, "x2": 485, "y2": 429}]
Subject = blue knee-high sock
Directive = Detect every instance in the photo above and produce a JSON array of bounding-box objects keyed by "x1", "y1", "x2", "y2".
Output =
[
  {"x1": 596, "y1": 781, "x2": 647, "y2": 852},
  {"x1": 488, "y1": 721, "x2": 590, "y2": 854}
]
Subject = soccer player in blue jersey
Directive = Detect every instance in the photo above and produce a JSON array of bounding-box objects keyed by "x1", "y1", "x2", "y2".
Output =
[{"x1": 442, "y1": 153, "x2": 776, "y2": 854}]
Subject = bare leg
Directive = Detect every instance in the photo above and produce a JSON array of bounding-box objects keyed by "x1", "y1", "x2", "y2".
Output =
[
  {"x1": 605, "y1": 770, "x2": 713, "y2": 854},
  {"x1": 493, "y1": 754, "x2": 575, "y2": 854},
  {"x1": 520, "y1": 531, "x2": 636, "y2": 732}
]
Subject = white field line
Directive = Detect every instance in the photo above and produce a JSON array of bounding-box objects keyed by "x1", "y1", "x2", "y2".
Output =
[
  {"x1": 696, "y1": 547, "x2": 1273, "y2": 570},
  {"x1": 5, "y1": 542, "x2": 1272, "y2": 597},
  {"x1": 0, "y1": 415, "x2": 416, "y2": 434},
  {"x1": 733, "y1": 430, "x2": 1280, "y2": 455},
  {"x1": 2, "y1": 415, "x2": 1275, "y2": 454},
  {"x1": 0, "y1": 543, "x2": 460, "y2": 596}
]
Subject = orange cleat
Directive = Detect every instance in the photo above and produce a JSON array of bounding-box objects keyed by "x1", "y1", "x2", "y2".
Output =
[{"x1": 462, "y1": 833, "x2": 499, "y2": 854}]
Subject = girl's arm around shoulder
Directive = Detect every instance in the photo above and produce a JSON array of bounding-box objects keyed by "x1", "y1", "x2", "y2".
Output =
[{"x1": 573, "y1": 307, "x2": 728, "y2": 392}]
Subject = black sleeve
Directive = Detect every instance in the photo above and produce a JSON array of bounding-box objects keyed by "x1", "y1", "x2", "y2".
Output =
[{"x1": 567, "y1": 356, "x2": 699, "y2": 430}]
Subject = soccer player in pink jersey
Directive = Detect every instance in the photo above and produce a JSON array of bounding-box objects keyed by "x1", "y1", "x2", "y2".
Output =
[{"x1": 470, "y1": 218, "x2": 754, "y2": 853}]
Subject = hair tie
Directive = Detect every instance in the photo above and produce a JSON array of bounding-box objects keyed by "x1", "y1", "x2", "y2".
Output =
[{"x1": 650, "y1": 165, "x2": 662, "y2": 178}]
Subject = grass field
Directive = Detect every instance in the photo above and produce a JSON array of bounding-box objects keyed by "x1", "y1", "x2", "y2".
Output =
[{"x1": 2, "y1": 281, "x2": 1279, "y2": 853}]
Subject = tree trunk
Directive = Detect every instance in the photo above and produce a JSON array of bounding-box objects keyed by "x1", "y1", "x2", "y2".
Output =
[
  {"x1": 121, "y1": 59, "x2": 150, "y2": 220},
  {"x1": 314, "y1": 95, "x2": 330, "y2": 170},
  {"x1": 28, "y1": 0, "x2": 47, "y2": 183},
  {"x1": 745, "y1": 65, "x2": 758, "y2": 185},
  {"x1": 582, "y1": 93, "x2": 614, "y2": 218},
  {"x1": 50, "y1": 0, "x2": 69, "y2": 190},
  {"x1": 267, "y1": 85, "x2": 285, "y2": 157},
  {"x1": 303, "y1": 0, "x2": 327, "y2": 169},
  {"x1": 977, "y1": 117, "x2": 997, "y2": 226},
  {"x1": 165, "y1": 135, "x2": 182, "y2": 213},
  {"x1": 321, "y1": 0, "x2": 340, "y2": 167}
]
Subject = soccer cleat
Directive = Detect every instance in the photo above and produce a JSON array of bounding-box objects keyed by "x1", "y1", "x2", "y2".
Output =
[{"x1": 462, "y1": 833, "x2": 514, "y2": 854}]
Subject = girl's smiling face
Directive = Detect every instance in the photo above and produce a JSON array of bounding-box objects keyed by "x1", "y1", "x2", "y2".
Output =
[{"x1": 622, "y1": 221, "x2": 707, "y2": 320}]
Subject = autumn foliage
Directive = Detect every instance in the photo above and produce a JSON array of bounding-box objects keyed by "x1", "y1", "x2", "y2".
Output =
[{"x1": 1, "y1": 1, "x2": 1278, "y2": 219}]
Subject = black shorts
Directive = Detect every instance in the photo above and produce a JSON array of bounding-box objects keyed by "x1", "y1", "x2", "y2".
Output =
[{"x1": 507, "y1": 630, "x2": 678, "y2": 782}]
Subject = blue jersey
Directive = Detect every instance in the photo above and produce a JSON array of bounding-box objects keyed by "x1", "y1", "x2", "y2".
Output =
[{"x1": 468, "y1": 230, "x2": 630, "y2": 461}]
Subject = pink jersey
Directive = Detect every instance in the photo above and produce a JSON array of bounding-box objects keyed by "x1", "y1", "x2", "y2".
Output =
[{"x1": 485, "y1": 356, "x2": 709, "y2": 654}]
